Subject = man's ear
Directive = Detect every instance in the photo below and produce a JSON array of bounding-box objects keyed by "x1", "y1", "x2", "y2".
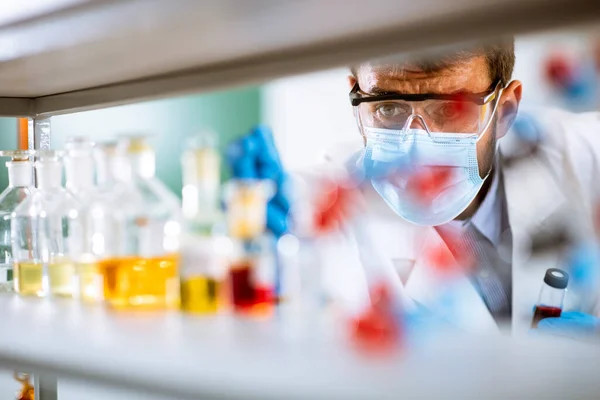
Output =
[
  {"x1": 496, "y1": 80, "x2": 522, "y2": 139},
  {"x1": 348, "y1": 75, "x2": 357, "y2": 90}
]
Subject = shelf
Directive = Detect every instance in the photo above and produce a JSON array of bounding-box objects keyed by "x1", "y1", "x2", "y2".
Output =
[
  {"x1": 0, "y1": 294, "x2": 599, "y2": 399},
  {"x1": 0, "y1": 0, "x2": 599, "y2": 117}
]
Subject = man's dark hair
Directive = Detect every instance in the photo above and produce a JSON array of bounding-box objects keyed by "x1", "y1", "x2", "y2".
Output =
[{"x1": 352, "y1": 37, "x2": 515, "y2": 87}]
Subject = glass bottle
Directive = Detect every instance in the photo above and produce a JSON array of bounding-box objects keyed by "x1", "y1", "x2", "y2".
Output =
[
  {"x1": 98, "y1": 136, "x2": 181, "y2": 309},
  {"x1": 12, "y1": 150, "x2": 80, "y2": 297},
  {"x1": 0, "y1": 150, "x2": 35, "y2": 292},
  {"x1": 531, "y1": 268, "x2": 569, "y2": 328},
  {"x1": 63, "y1": 137, "x2": 105, "y2": 302},
  {"x1": 180, "y1": 131, "x2": 230, "y2": 314},
  {"x1": 224, "y1": 179, "x2": 275, "y2": 317}
]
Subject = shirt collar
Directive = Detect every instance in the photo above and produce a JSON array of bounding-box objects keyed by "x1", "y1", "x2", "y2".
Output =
[{"x1": 470, "y1": 165, "x2": 502, "y2": 246}]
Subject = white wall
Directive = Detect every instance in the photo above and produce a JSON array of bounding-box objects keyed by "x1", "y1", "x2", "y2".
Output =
[{"x1": 261, "y1": 68, "x2": 361, "y2": 171}]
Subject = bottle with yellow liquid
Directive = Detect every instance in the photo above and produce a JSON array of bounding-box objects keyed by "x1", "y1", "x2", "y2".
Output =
[
  {"x1": 224, "y1": 179, "x2": 276, "y2": 317},
  {"x1": 0, "y1": 150, "x2": 35, "y2": 293},
  {"x1": 97, "y1": 136, "x2": 181, "y2": 310},
  {"x1": 180, "y1": 131, "x2": 231, "y2": 314},
  {"x1": 63, "y1": 137, "x2": 109, "y2": 303},
  {"x1": 12, "y1": 150, "x2": 81, "y2": 297}
]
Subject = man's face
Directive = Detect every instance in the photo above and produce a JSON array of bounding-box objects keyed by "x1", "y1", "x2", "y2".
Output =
[{"x1": 352, "y1": 55, "x2": 522, "y2": 178}]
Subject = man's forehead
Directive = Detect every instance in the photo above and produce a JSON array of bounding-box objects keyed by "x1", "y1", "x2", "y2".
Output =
[{"x1": 356, "y1": 55, "x2": 491, "y2": 95}]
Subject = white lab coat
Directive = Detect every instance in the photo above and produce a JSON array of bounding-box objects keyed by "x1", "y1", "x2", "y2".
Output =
[{"x1": 301, "y1": 108, "x2": 600, "y2": 334}]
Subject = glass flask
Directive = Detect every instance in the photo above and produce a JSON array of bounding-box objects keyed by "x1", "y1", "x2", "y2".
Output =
[
  {"x1": 224, "y1": 179, "x2": 275, "y2": 317},
  {"x1": 180, "y1": 131, "x2": 230, "y2": 314},
  {"x1": 0, "y1": 150, "x2": 35, "y2": 292},
  {"x1": 98, "y1": 136, "x2": 181, "y2": 309},
  {"x1": 532, "y1": 268, "x2": 569, "y2": 328},
  {"x1": 12, "y1": 150, "x2": 81, "y2": 297}
]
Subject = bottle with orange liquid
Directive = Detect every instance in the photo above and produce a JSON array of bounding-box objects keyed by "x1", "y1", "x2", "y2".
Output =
[
  {"x1": 224, "y1": 179, "x2": 276, "y2": 317},
  {"x1": 179, "y1": 131, "x2": 231, "y2": 314},
  {"x1": 98, "y1": 136, "x2": 181, "y2": 310}
]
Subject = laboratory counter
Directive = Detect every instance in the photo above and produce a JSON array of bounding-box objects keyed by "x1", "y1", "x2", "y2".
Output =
[{"x1": 0, "y1": 294, "x2": 599, "y2": 399}]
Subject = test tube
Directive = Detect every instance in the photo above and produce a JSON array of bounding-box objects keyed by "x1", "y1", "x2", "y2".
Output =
[
  {"x1": 531, "y1": 268, "x2": 569, "y2": 328},
  {"x1": 224, "y1": 179, "x2": 275, "y2": 316},
  {"x1": 180, "y1": 131, "x2": 229, "y2": 314},
  {"x1": 224, "y1": 179, "x2": 274, "y2": 240}
]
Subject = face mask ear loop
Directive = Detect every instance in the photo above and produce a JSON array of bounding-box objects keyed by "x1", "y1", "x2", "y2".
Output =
[
  {"x1": 475, "y1": 87, "x2": 505, "y2": 144},
  {"x1": 477, "y1": 87, "x2": 505, "y2": 181}
]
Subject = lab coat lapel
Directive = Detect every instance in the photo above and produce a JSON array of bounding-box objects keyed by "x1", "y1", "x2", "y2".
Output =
[
  {"x1": 502, "y1": 148, "x2": 568, "y2": 333},
  {"x1": 405, "y1": 227, "x2": 498, "y2": 332}
]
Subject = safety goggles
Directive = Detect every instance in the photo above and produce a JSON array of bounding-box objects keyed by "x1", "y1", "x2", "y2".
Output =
[{"x1": 349, "y1": 81, "x2": 503, "y2": 139}]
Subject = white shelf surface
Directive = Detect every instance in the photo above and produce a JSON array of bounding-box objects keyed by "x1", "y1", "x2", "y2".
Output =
[
  {"x1": 0, "y1": 294, "x2": 599, "y2": 399},
  {"x1": 0, "y1": 0, "x2": 599, "y2": 117}
]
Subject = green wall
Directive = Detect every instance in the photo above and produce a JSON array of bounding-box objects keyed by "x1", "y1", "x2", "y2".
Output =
[
  {"x1": 0, "y1": 118, "x2": 18, "y2": 190},
  {"x1": 0, "y1": 86, "x2": 261, "y2": 195}
]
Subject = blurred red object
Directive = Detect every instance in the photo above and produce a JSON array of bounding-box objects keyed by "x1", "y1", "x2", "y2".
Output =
[
  {"x1": 545, "y1": 54, "x2": 575, "y2": 88},
  {"x1": 448, "y1": 93, "x2": 471, "y2": 117},
  {"x1": 406, "y1": 166, "x2": 454, "y2": 203},
  {"x1": 425, "y1": 232, "x2": 475, "y2": 275},
  {"x1": 313, "y1": 181, "x2": 358, "y2": 233},
  {"x1": 427, "y1": 244, "x2": 456, "y2": 273},
  {"x1": 350, "y1": 284, "x2": 401, "y2": 354}
]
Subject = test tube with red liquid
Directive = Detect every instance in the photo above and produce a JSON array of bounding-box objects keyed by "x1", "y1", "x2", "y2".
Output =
[
  {"x1": 224, "y1": 180, "x2": 275, "y2": 317},
  {"x1": 531, "y1": 268, "x2": 569, "y2": 328}
]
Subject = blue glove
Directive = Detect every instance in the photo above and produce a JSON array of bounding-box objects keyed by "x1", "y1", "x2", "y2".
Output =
[
  {"x1": 226, "y1": 125, "x2": 291, "y2": 237},
  {"x1": 537, "y1": 311, "x2": 600, "y2": 340}
]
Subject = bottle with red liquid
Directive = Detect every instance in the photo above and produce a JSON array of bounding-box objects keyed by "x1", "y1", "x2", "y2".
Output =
[
  {"x1": 224, "y1": 180, "x2": 275, "y2": 317},
  {"x1": 532, "y1": 268, "x2": 569, "y2": 328}
]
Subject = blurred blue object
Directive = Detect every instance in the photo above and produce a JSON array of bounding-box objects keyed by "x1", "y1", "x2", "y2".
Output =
[
  {"x1": 537, "y1": 311, "x2": 600, "y2": 340},
  {"x1": 566, "y1": 241, "x2": 600, "y2": 290},
  {"x1": 226, "y1": 125, "x2": 291, "y2": 237},
  {"x1": 512, "y1": 113, "x2": 543, "y2": 144},
  {"x1": 563, "y1": 63, "x2": 598, "y2": 107}
]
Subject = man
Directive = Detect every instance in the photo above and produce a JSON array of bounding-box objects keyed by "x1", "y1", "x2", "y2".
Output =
[{"x1": 229, "y1": 37, "x2": 600, "y2": 336}]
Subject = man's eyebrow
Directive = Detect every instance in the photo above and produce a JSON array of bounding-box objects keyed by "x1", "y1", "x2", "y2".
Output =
[
  {"x1": 363, "y1": 85, "x2": 488, "y2": 96},
  {"x1": 364, "y1": 86, "x2": 400, "y2": 95}
]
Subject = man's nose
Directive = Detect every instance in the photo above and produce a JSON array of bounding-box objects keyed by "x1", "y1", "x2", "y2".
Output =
[{"x1": 404, "y1": 114, "x2": 430, "y2": 132}]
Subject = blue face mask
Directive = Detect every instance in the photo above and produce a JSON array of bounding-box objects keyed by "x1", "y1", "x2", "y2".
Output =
[{"x1": 359, "y1": 127, "x2": 489, "y2": 226}]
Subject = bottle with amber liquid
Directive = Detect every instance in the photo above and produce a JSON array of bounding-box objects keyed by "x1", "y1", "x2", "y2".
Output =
[
  {"x1": 0, "y1": 150, "x2": 35, "y2": 292},
  {"x1": 12, "y1": 150, "x2": 81, "y2": 297},
  {"x1": 180, "y1": 131, "x2": 230, "y2": 314},
  {"x1": 532, "y1": 268, "x2": 569, "y2": 328},
  {"x1": 224, "y1": 179, "x2": 275, "y2": 317},
  {"x1": 98, "y1": 136, "x2": 181, "y2": 310},
  {"x1": 77, "y1": 141, "x2": 142, "y2": 303}
]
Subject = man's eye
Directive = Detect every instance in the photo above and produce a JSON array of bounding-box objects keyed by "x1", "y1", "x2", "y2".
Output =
[
  {"x1": 376, "y1": 103, "x2": 402, "y2": 118},
  {"x1": 434, "y1": 102, "x2": 474, "y2": 120}
]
